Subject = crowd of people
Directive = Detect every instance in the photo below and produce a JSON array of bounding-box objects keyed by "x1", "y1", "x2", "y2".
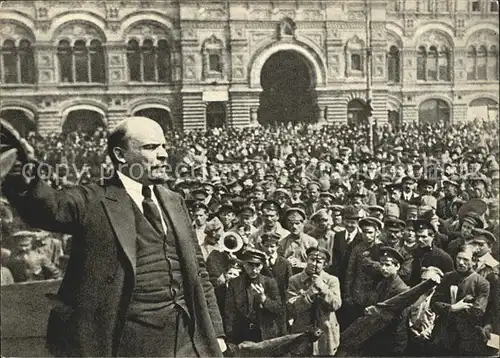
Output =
[{"x1": 1, "y1": 118, "x2": 499, "y2": 356}]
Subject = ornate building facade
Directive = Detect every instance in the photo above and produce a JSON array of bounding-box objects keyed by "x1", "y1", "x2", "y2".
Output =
[{"x1": 0, "y1": 0, "x2": 498, "y2": 135}]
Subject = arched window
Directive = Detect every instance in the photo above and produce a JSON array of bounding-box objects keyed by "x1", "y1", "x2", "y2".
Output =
[
  {"x1": 157, "y1": 39, "x2": 171, "y2": 82},
  {"x1": 467, "y1": 46, "x2": 477, "y2": 80},
  {"x1": 438, "y1": 47, "x2": 450, "y2": 81},
  {"x1": 2, "y1": 40, "x2": 18, "y2": 83},
  {"x1": 57, "y1": 40, "x2": 73, "y2": 83},
  {"x1": 477, "y1": 45, "x2": 487, "y2": 80},
  {"x1": 18, "y1": 39, "x2": 35, "y2": 83},
  {"x1": 488, "y1": 45, "x2": 499, "y2": 80},
  {"x1": 57, "y1": 39, "x2": 106, "y2": 84},
  {"x1": 74, "y1": 40, "x2": 88, "y2": 82},
  {"x1": 89, "y1": 40, "x2": 104, "y2": 83},
  {"x1": 387, "y1": 46, "x2": 400, "y2": 83},
  {"x1": 126, "y1": 39, "x2": 171, "y2": 82},
  {"x1": 127, "y1": 39, "x2": 141, "y2": 81},
  {"x1": 427, "y1": 46, "x2": 438, "y2": 80},
  {"x1": 142, "y1": 39, "x2": 156, "y2": 81},
  {"x1": 417, "y1": 46, "x2": 427, "y2": 80}
]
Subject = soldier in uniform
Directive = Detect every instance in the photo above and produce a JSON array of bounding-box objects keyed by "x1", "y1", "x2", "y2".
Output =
[
  {"x1": 344, "y1": 216, "x2": 384, "y2": 329},
  {"x1": 249, "y1": 200, "x2": 290, "y2": 247},
  {"x1": 223, "y1": 248, "x2": 284, "y2": 345},
  {"x1": 363, "y1": 247, "x2": 410, "y2": 356}
]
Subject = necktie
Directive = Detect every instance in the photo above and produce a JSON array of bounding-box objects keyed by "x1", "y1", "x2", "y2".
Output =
[{"x1": 142, "y1": 186, "x2": 164, "y2": 235}]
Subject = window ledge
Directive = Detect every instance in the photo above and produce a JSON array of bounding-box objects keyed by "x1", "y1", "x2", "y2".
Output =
[
  {"x1": 0, "y1": 83, "x2": 36, "y2": 88},
  {"x1": 126, "y1": 81, "x2": 171, "y2": 85},
  {"x1": 415, "y1": 80, "x2": 452, "y2": 84},
  {"x1": 58, "y1": 83, "x2": 107, "y2": 87}
]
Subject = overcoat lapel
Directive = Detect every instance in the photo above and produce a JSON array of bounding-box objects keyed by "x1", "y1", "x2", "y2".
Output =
[
  {"x1": 102, "y1": 182, "x2": 137, "y2": 275},
  {"x1": 154, "y1": 185, "x2": 199, "y2": 278}
]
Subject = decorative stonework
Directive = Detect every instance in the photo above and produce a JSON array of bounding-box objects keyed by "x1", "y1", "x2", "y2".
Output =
[
  {"x1": 39, "y1": 54, "x2": 52, "y2": 67},
  {"x1": 37, "y1": 7, "x2": 48, "y2": 19},
  {"x1": 110, "y1": 70, "x2": 122, "y2": 81},
  {"x1": 347, "y1": 12, "x2": 365, "y2": 21},
  {"x1": 126, "y1": 22, "x2": 170, "y2": 43},
  {"x1": 466, "y1": 29, "x2": 499, "y2": 47},
  {"x1": 248, "y1": 9, "x2": 272, "y2": 20},
  {"x1": 198, "y1": 7, "x2": 227, "y2": 20},
  {"x1": 54, "y1": 22, "x2": 104, "y2": 42},
  {"x1": 0, "y1": 22, "x2": 33, "y2": 40},
  {"x1": 417, "y1": 31, "x2": 451, "y2": 49},
  {"x1": 110, "y1": 55, "x2": 122, "y2": 66}
]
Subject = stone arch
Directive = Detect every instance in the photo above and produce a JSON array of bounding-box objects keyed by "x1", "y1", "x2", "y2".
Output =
[
  {"x1": 417, "y1": 97, "x2": 452, "y2": 125},
  {"x1": 120, "y1": 12, "x2": 175, "y2": 44},
  {"x1": 0, "y1": 20, "x2": 36, "y2": 43},
  {"x1": 387, "y1": 95, "x2": 402, "y2": 112},
  {"x1": 61, "y1": 104, "x2": 107, "y2": 134},
  {"x1": 61, "y1": 101, "x2": 107, "y2": 122},
  {"x1": 386, "y1": 29, "x2": 404, "y2": 49},
  {"x1": 413, "y1": 23, "x2": 454, "y2": 49},
  {"x1": 467, "y1": 96, "x2": 499, "y2": 122},
  {"x1": 49, "y1": 11, "x2": 107, "y2": 42},
  {"x1": 415, "y1": 29, "x2": 454, "y2": 51},
  {"x1": 131, "y1": 102, "x2": 173, "y2": 132},
  {"x1": 465, "y1": 29, "x2": 499, "y2": 47},
  {"x1": 0, "y1": 11, "x2": 35, "y2": 36},
  {"x1": 386, "y1": 21, "x2": 405, "y2": 41},
  {"x1": 249, "y1": 40, "x2": 326, "y2": 88},
  {"x1": 417, "y1": 94, "x2": 453, "y2": 108},
  {"x1": 464, "y1": 23, "x2": 499, "y2": 41}
]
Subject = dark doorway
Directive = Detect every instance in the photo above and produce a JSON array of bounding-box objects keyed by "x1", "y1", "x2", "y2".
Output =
[
  {"x1": 206, "y1": 102, "x2": 227, "y2": 129},
  {"x1": 0, "y1": 109, "x2": 37, "y2": 137},
  {"x1": 258, "y1": 50, "x2": 319, "y2": 126},
  {"x1": 418, "y1": 99, "x2": 450, "y2": 125},
  {"x1": 388, "y1": 110, "x2": 400, "y2": 131},
  {"x1": 347, "y1": 99, "x2": 366, "y2": 126},
  {"x1": 63, "y1": 110, "x2": 105, "y2": 134},
  {"x1": 134, "y1": 108, "x2": 172, "y2": 133}
]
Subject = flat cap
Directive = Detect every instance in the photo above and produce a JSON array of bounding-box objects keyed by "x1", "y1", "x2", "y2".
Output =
[
  {"x1": 380, "y1": 246, "x2": 404, "y2": 265},
  {"x1": 384, "y1": 218, "x2": 406, "y2": 231},
  {"x1": 261, "y1": 200, "x2": 281, "y2": 212},
  {"x1": 305, "y1": 246, "x2": 331, "y2": 262},
  {"x1": 286, "y1": 207, "x2": 307, "y2": 221},
  {"x1": 413, "y1": 219, "x2": 435, "y2": 232},
  {"x1": 311, "y1": 208, "x2": 330, "y2": 222},
  {"x1": 472, "y1": 228, "x2": 497, "y2": 243},
  {"x1": 343, "y1": 205, "x2": 361, "y2": 219},
  {"x1": 240, "y1": 248, "x2": 267, "y2": 264},
  {"x1": 261, "y1": 232, "x2": 281, "y2": 245},
  {"x1": 358, "y1": 216, "x2": 383, "y2": 231}
]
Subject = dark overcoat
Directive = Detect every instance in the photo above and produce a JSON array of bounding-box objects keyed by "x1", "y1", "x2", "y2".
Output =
[{"x1": 5, "y1": 177, "x2": 224, "y2": 357}]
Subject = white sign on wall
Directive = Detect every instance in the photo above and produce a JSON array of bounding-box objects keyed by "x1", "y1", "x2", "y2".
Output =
[{"x1": 202, "y1": 91, "x2": 228, "y2": 102}]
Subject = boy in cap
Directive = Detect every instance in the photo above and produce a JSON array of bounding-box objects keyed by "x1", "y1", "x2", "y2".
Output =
[
  {"x1": 192, "y1": 202, "x2": 209, "y2": 247},
  {"x1": 431, "y1": 245, "x2": 490, "y2": 356},
  {"x1": 362, "y1": 247, "x2": 409, "y2": 356},
  {"x1": 223, "y1": 248, "x2": 283, "y2": 345},
  {"x1": 287, "y1": 247, "x2": 342, "y2": 356},
  {"x1": 278, "y1": 207, "x2": 318, "y2": 275}
]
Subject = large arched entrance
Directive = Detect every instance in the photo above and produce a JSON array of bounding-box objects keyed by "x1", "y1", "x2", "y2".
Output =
[
  {"x1": 467, "y1": 98, "x2": 498, "y2": 122},
  {"x1": 134, "y1": 107, "x2": 172, "y2": 132},
  {"x1": 63, "y1": 110, "x2": 105, "y2": 134},
  {"x1": 0, "y1": 109, "x2": 37, "y2": 137},
  {"x1": 257, "y1": 50, "x2": 319, "y2": 126},
  {"x1": 347, "y1": 99, "x2": 366, "y2": 126},
  {"x1": 418, "y1": 99, "x2": 450, "y2": 125}
]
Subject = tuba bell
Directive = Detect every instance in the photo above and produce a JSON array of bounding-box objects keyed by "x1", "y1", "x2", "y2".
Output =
[{"x1": 220, "y1": 232, "x2": 244, "y2": 253}]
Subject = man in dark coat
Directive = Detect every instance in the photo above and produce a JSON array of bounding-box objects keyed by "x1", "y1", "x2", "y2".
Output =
[
  {"x1": 259, "y1": 232, "x2": 293, "y2": 335},
  {"x1": 3, "y1": 117, "x2": 226, "y2": 357},
  {"x1": 431, "y1": 246, "x2": 490, "y2": 356},
  {"x1": 223, "y1": 248, "x2": 284, "y2": 344},
  {"x1": 363, "y1": 247, "x2": 410, "y2": 356},
  {"x1": 409, "y1": 220, "x2": 454, "y2": 286}
]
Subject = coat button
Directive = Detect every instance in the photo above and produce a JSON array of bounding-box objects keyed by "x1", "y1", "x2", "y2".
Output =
[{"x1": 107, "y1": 275, "x2": 114, "y2": 283}]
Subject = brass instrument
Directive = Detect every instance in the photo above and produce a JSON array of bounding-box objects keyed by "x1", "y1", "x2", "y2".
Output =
[{"x1": 220, "y1": 232, "x2": 244, "y2": 253}]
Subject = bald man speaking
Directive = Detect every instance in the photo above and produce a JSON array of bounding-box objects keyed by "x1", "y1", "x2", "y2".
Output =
[{"x1": 3, "y1": 117, "x2": 226, "y2": 357}]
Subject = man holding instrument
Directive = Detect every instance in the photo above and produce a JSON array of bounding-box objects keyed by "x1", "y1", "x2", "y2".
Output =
[{"x1": 287, "y1": 247, "x2": 341, "y2": 356}]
